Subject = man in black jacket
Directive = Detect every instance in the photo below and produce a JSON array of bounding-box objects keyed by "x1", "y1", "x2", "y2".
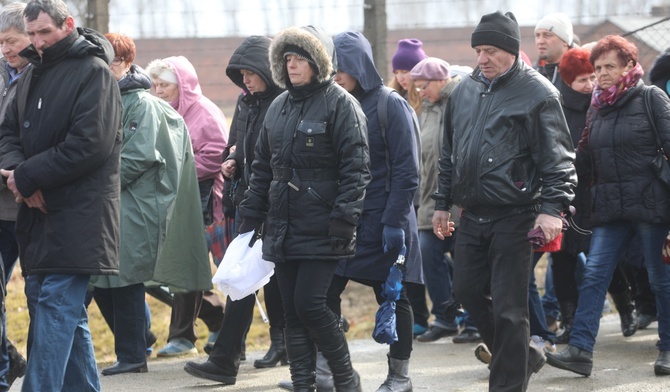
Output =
[
  {"x1": 432, "y1": 11, "x2": 576, "y2": 392},
  {"x1": 0, "y1": 3, "x2": 30, "y2": 389},
  {"x1": 0, "y1": 0, "x2": 122, "y2": 390}
]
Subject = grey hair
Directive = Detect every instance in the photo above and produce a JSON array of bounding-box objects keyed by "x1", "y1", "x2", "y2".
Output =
[
  {"x1": 0, "y1": 3, "x2": 27, "y2": 34},
  {"x1": 24, "y1": 0, "x2": 70, "y2": 27},
  {"x1": 145, "y1": 58, "x2": 173, "y2": 80}
]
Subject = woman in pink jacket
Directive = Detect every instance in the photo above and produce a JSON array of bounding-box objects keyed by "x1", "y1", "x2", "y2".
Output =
[{"x1": 146, "y1": 56, "x2": 228, "y2": 356}]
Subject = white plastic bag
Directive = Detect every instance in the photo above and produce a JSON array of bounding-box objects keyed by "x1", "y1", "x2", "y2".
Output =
[{"x1": 212, "y1": 231, "x2": 274, "y2": 300}]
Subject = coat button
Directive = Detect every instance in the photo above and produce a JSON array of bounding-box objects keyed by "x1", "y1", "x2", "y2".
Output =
[
  {"x1": 307, "y1": 128, "x2": 313, "y2": 133},
  {"x1": 23, "y1": 121, "x2": 30, "y2": 128},
  {"x1": 487, "y1": 158, "x2": 493, "y2": 162}
]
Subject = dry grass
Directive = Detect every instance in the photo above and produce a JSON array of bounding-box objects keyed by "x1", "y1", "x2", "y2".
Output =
[{"x1": 5, "y1": 266, "x2": 379, "y2": 365}]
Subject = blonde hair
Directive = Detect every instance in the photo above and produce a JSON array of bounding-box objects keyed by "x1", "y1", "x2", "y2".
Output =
[{"x1": 389, "y1": 76, "x2": 422, "y2": 115}]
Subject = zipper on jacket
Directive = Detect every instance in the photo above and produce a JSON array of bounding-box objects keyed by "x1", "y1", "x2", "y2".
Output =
[{"x1": 465, "y1": 89, "x2": 495, "y2": 203}]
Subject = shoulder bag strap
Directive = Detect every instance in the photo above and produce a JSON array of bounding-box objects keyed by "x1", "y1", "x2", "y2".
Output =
[{"x1": 644, "y1": 86, "x2": 668, "y2": 160}]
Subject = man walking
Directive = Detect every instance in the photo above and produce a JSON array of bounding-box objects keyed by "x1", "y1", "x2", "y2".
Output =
[
  {"x1": 0, "y1": 3, "x2": 30, "y2": 389},
  {"x1": 432, "y1": 11, "x2": 576, "y2": 392},
  {"x1": 0, "y1": 0, "x2": 122, "y2": 390}
]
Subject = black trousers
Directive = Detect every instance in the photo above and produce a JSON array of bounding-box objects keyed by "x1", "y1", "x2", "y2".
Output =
[
  {"x1": 327, "y1": 275, "x2": 413, "y2": 360},
  {"x1": 93, "y1": 284, "x2": 147, "y2": 363},
  {"x1": 207, "y1": 274, "x2": 285, "y2": 374},
  {"x1": 168, "y1": 290, "x2": 224, "y2": 343},
  {"x1": 453, "y1": 211, "x2": 535, "y2": 392}
]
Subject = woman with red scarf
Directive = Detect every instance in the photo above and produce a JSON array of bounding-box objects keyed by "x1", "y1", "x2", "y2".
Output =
[{"x1": 546, "y1": 35, "x2": 670, "y2": 378}]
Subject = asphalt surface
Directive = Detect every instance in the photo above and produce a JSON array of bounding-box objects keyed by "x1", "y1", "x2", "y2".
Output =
[{"x1": 10, "y1": 314, "x2": 669, "y2": 391}]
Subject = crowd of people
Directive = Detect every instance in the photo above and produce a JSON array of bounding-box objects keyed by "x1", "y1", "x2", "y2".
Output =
[{"x1": 0, "y1": 1, "x2": 668, "y2": 392}]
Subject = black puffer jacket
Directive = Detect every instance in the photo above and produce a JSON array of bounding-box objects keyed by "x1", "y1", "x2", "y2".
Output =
[
  {"x1": 224, "y1": 36, "x2": 283, "y2": 208},
  {"x1": 434, "y1": 59, "x2": 576, "y2": 217},
  {"x1": 0, "y1": 28, "x2": 122, "y2": 276},
  {"x1": 557, "y1": 79, "x2": 592, "y2": 256},
  {"x1": 578, "y1": 82, "x2": 670, "y2": 227},
  {"x1": 238, "y1": 26, "x2": 371, "y2": 262}
]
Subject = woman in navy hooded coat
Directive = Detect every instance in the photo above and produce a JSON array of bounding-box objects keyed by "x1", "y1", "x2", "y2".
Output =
[{"x1": 328, "y1": 31, "x2": 421, "y2": 392}]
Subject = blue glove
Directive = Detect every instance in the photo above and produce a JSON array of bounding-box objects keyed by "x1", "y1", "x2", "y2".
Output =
[{"x1": 382, "y1": 225, "x2": 405, "y2": 254}]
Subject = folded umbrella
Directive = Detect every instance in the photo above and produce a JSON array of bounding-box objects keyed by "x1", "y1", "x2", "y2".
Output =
[{"x1": 373, "y1": 245, "x2": 406, "y2": 345}]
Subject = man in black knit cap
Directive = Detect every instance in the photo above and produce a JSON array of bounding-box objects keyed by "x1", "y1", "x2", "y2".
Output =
[{"x1": 432, "y1": 10, "x2": 576, "y2": 392}]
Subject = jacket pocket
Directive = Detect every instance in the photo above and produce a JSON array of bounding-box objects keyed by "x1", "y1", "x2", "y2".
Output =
[{"x1": 295, "y1": 120, "x2": 328, "y2": 155}]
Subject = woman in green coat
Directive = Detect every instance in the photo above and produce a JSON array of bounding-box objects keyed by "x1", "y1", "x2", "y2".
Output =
[{"x1": 90, "y1": 33, "x2": 212, "y2": 376}]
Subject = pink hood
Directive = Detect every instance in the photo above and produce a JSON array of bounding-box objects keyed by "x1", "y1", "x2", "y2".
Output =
[{"x1": 165, "y1": 56, "x2": 228, "y2": 221}]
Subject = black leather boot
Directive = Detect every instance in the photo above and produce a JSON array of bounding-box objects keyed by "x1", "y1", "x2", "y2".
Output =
[
  {"x1": 555, "y1": 300, "x2": 577, "y2": 345},
  {"x1": 255, "y1": 327, "x2": 288, "y2": 368},
  {"x1": 307, "y1": 319, "x2": 361, "y2": 392},
  {"x1": 285, "y1": 327, "x2": 317, "y2": 392},
  {"x1": 655, "y1": 351, "x2": 670, "y2": 376},
  {"x1": 183, "y1": 360, "x2": 236, "y2": 384},
  {"x1": 376, "y1": 355, "x2": 412, "y2": 392},
  {"x1": 610, "y1": 290, "x2": 639, "y2": 337},
  {"x1": 545, "y1": 344, "x2": 593, "y2": 376}
]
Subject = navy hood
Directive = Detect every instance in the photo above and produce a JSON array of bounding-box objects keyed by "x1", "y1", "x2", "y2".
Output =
[
  {"x1": 118, "y1": 64, "x2": 152, "y2": 93},
  {"x1": 333, "y1": 31, "x2": 382, "y2": 93}
]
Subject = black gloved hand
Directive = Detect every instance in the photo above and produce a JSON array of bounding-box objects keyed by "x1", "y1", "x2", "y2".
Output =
[
  {"x1": 330, "y1": 236, "x2": 351, "y2": 251},
  {"x1": 328, "y1": 219, "x2": 356, "y2": 252},
  {"x1": 239, "y1": 217, "x2": 263, "y2": 247}
]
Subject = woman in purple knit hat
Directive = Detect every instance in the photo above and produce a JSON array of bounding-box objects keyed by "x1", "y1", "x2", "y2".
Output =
[{"x1": 389, "y1": 38, "x2": 427, "y2": 115}]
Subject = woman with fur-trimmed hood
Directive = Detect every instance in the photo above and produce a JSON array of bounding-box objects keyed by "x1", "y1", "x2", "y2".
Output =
[{"x1": 238, "y1": 25, "x2": 370, "y2": 391}]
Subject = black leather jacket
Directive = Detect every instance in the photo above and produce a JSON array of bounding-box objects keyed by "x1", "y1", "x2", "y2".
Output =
[{"x1": 434, "y1": 59, "x2": 576, "y2": 218}]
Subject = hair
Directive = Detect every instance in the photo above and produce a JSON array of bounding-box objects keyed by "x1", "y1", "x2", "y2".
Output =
[
  {"x1": 24, "y1": 0, "x2": 70, "y2": 27},
  {"x1": 559, "y1": 48, "x2": 595, "y2": 86},
  {"x1": 589, "y1": 35, "x2": 638, "y2": 67},
  {"x1": 388, "y1": 76, "x2": 422, "y2": 114},
  {"x1": 104, "y1": 33, "x2": 135, "y2": 64},
  {"x1": 145, "y1": 58, "x2": 174, "y2": 80},
  {"x1": 0, "y1": 2, "x2": 27, "y2": 33}
]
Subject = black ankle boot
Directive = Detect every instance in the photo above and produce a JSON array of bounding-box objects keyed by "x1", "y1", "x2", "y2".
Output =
[
  {"x1": 7, "y1": 342, "x2": 26, "y2": 387},
  {"x1": 555, "y1": 300, "x2": 577, "y2": 345},
  {"x1": 545, "y1": 344, "x2": 593, "y2": 376},
  {"x1": 285, "y1": 327, "x2": 317, "y2": 391},
  {"x1": 307, "y1": 319, "x2": 361, "y2": 392},
  {"x1": 610, "y1": 290, "x2": 639, "y2": 337},
  {"x1": 655, "y1": 351, "x2": 670, "y2": 376},
  {"x1": 255, "y1": 327, "x2": 288, "y2": 368}
]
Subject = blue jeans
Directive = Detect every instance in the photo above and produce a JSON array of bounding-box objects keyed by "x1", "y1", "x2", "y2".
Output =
[
  {"x1": 570, "y1": 222, "x2": 670, "y2": 353},
  {"x1": 22, "y1": 274, "x2": 100, "y2": 392},
  {"x1": 419, "y1": 230, "x2": 455, "y2": 329},
  {"x1": 541, "y1": 255, "x2": 561, "y2": 321},
  {"x1": 0, "y1": 220, "x2": 18, "y2": 390},
  {"x1": 529, "y1": 253, "x2": 556, "y2": 343}
]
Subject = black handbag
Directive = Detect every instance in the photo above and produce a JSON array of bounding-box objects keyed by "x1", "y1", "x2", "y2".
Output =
[{"x1": 645, "y1": 87, "x2": 670, "y2": 189}]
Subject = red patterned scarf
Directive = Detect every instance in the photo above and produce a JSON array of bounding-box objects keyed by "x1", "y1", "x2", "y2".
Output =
[{"x1": 591, "y1": 63, "x2": 644, "y2": 109}]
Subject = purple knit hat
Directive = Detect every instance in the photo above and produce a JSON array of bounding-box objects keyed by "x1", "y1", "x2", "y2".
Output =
[{"x1": 392, "y1": 39, "x2": 427, "y2": 72}]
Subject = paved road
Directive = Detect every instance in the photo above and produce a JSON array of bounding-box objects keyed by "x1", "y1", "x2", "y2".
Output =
[{"x1": 11, "y1": 314, "x2": 669, "y2": 391}]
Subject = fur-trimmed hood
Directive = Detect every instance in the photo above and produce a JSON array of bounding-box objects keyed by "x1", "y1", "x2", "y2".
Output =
[{"x1": 269, "y1": 25, "x2": 336, "y2": 89}]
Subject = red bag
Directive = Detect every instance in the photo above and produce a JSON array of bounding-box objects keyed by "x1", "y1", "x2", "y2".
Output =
[{"x1": 535, "y1": 232, "x2": 563, "y2": 253}]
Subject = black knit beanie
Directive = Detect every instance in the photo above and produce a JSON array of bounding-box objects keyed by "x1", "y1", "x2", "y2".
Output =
[
  {"x1": 283, "y1": 43, "x2": 319, "y2": 75},
  {"x1": 471, "y1": 11, "x2": 520, "y2": 56}
]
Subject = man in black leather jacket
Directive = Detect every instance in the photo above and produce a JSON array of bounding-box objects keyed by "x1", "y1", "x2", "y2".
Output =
[{"x1": 432, "y1": 11, "x2": 576, "y2": 392}]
